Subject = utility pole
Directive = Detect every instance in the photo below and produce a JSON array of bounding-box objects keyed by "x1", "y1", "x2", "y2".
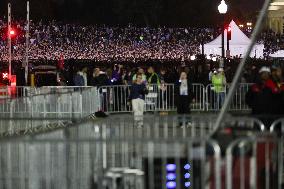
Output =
[
  {"x1": 25, "y1": 1, "x2": 30, "y2": 85},
  {"x1": 8, "y1": 3, "x2": 12, "y2": 84}
]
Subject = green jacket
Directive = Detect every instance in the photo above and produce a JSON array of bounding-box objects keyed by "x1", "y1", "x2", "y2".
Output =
[{"x1": 212, "y1": 74, "x2": 226, "y2": 93}]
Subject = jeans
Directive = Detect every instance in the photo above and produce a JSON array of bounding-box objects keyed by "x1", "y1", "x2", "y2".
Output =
[
  {"x1": 132, "y1": 98, "x2": 145, "y2": 126},
  {"x1": 215, "y1": 92, "x2": 225, "y2": 110}
]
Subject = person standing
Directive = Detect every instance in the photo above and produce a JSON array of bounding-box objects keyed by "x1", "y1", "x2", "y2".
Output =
[
  {"x1": 147, "y1": 66, "x2": 160, "y2": 85},
  {"x1": 175, "y1": 71, "x2": 193, "y2": 127},
  {"x1": 74, "y1": 67, "x2": 85, "y2": 86},
  {"x1": 246, "y1": 67, "x2": 274, "y2": 127},
  {"x1": 211, "y1": 68, "x2": 227, "y2": 110},
  {"x1": 129, "y1": 73, "x2": 148, "y2": 127},
  {"x1": 82, "y1": 67, "x2": 88, "y2": 86}
]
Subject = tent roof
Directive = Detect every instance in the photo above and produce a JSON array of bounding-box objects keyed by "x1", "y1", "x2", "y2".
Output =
[
  {"x1": 205, "y1": 20, "x2": 251, "y2": 46},
  {"x1": 269, "y1": 50, "x2": 284, "y2": 57}
]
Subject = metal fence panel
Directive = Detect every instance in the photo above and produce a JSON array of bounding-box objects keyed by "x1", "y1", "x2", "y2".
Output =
[
  {"x1": 226, "y1": 135, "x2": 282, "y2": 189},
  {"x1": 98, "y1": 84, "x2": 205, "y2": 113},
  {"x1": 206, "y1": 83, "x2": 252, "y2": 111},
  {"x1": 0, "y1": 139, "x2": 221, "y2": 189},
  {"x1": 0, "y1": 87, "x2": 100, "y2": 135}
]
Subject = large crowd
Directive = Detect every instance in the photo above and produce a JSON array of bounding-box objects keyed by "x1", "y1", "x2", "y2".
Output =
[
  {"x1": 0, "y1": 20, "x2": 283, "y2": 62},
  {"x1": 0, "y1": 20, "x2": 217, "y2": 61}
]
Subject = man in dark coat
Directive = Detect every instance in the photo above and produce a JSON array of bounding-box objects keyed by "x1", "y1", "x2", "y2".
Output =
[{"x1": 175, "y1": 71, "x2": 193, "y2": 127}]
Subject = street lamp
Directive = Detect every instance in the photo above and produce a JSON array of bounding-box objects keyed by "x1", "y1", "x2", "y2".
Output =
[{"x1": 218, "y1": 0, "x2": 228, "y2": 58}]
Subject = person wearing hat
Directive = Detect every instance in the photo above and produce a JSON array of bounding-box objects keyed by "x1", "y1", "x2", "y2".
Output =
[
  {"x1": 246, "y1": 66, "x2": 275, "y2": 127},
  {"x1": 211, "y1": 67, "x2": 227, "y2": 110}
]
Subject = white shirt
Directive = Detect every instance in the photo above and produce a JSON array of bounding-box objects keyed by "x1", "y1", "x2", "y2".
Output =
[{"x1": 179, "y1": 80, "x2": 188, "y2": 95}]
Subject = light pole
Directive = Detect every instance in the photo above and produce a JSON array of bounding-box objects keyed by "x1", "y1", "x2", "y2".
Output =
[
  {"x1": 8, "y1": 3, "x2": 12, "y2": 84},
  {"x1": 218, "y1": 0, "x2": 228, "y2": 58}
]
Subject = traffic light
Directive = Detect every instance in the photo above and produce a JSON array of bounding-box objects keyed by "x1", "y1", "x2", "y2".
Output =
[
  {"x1": 8, "y1": 29, "x2": 16, "y2": 39},
  {"x1": 227, "y1": 26, "x2": 231, "y2": 40}
]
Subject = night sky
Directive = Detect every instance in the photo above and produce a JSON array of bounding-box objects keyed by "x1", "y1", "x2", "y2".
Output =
[{"x1": 0, "y1": 0, "x2": 264, "y2": 26}]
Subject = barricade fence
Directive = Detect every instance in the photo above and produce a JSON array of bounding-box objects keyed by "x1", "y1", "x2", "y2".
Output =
[
  {"x1": 0, "y1": 87, "x2": 100, "y2": 135},
  {"x1": 226, "y1": 135, "x2": 282, "y2": 189},
  {"x1": 0, "y1": 83, "x2": 253, "y2": 114},
  {"x1": 0, "y1": 114, "x2": 282, "y2": 189},
  {"x1": 98, "y1": 83, "x2": 253, "y2": 113}
]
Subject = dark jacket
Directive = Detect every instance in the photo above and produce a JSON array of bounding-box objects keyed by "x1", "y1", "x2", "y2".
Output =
[
  {"x1": 129, "y1": 83, "x2": 148, "y2": 100},
  {"x1": 90, "y1": 74, "x2": 111, "y2": 87},
  {"x1": 174, "y1": 80, "x2": 193, "y2": 100},
  {"x1": 174, "y1": 80, "x2": 193, "y2": 114},
  {"x1": 246, "y1": 79, "x2": 274, "y2": 115},
  {"x1": 74, "y1": 73, "x2": 84, "y2": 86}
]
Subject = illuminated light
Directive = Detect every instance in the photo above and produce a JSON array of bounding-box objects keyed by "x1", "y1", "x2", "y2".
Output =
[
  {"x1": 166, "y1": 173, "x2": 176, "y2": 180},
  {"x1": 166, "y1": 164, "x2": 176, "y2": 171},
  {"x1": 10, "y1": 30, "x2": 15, "y2": 35},
  {"x1": 212, "y1": 57, "x2": 217, "y2": 62},
  {"x1": 185, "y1": 182, "x2": 191, "y2": 187},
  {"x1": 190, "y1": 55, "x2": 196, "y2": 61},
  {"x1": 218, "y1": 0, "x2": 228, "y2": 14},
  {"x1": 166, "y1": 181, "x2": 176, "y2": 189},
  {"x1": 184, "y1": 164, "x2": 191, "y2": 170},
  {"x1": 247, "y1": 22, "x2": 252, "y2": 26},
  {"x1": 227, "y1": 26, "x2": 231, "y2": 32},
  {"x1": 239, "y1": 24, "x2": 244, "y2": 28},
  {"x1": 184, "y1": 173, "x2": 190, "y2": 179},
  {"x1": 2, "y1": 72, "x2": 8, "y2": 79},
  {"x1": 206, "y1": 55, "x2": 211, "y2": 60}
]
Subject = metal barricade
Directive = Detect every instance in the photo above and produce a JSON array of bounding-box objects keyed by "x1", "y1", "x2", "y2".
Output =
[
  {"x1": 98, "y1": 84, "x2": 205, "y2": 113},
  {"x1": 93, "y1": 114, "x2": 265, "y2": 139},
  {"x1": 226, "y1": 134, "x2": 282, "y2": 189},
  {"x1": 206, "y1": 83, "x2": 252, "y2": 111},
  {"x1": 0, "y1": 87, "x2": 100, "y2": 135},
  {"x1": 0, "y1": 86, "x2": 33, "y2": 99},
  {"x1": 270, "y1": 118, "x2": 284, "y2": 189},
  {"x1": 0, "y1": 116, "x2": 222, "y2": 189}
]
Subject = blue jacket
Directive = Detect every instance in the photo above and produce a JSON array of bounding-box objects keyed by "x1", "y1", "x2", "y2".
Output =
[
  {"x1": 74, "y1": 74, "x2": 85, "y2": 86},
  {"x1": 129, "y1": 83, "x2": 148, "y2": 100}
]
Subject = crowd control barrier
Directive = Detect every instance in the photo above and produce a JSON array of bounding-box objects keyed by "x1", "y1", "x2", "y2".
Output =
[{"x1": 0, "y1": 87, "x2": 100, "y2": 135}]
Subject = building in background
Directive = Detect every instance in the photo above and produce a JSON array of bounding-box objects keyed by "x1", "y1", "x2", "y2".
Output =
[{"x1": 267, "y1": 0, "x2": 284, "y2": 34}]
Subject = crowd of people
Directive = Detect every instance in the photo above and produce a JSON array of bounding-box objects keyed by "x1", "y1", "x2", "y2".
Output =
[
  {"x1": 70, "y1": 60, "x2": 284, "y2": 127},
  {"x1": 1, "y1": 19, "x2": 284, "y2": 62},
  {"x1": 0, "y1": 20, "x2": 216, "y2": 61}
]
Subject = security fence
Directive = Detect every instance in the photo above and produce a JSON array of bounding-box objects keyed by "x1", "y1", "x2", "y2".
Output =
[
  {"x1": 0, "y1": 87, "x2": 100, "y2": 135},
  {"x1": 98, "y1": 83, "x2": 253, "y2": 113},
  {"x1": 0, "y1": 115, "x2": 282, "y2": 189},
  {"x1": 0, "y1": 83, "x2": 254, "y2": 114}
]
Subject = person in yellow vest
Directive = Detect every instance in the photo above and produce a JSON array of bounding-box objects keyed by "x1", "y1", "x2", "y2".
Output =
[
  {"x1": 147, "y1": 66, "x2": 160, "y2": 85},
  {"x1": 211, "y1": 68, "x2": 227, "y2": 110}
]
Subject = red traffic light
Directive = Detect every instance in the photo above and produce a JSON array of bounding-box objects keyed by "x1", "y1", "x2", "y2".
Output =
[
  {"x1": 10, "y1": 30, "x2": 15, "y2": 35},
  {"x1": 8, "y1": 29, "x2": 16, "y2": 38},
  {"x1": 227, "y1": 26, "x2": 231, "y2": 40},
  {"x1": 227, "y1": 26, "x2": 231, "y2": 32}
]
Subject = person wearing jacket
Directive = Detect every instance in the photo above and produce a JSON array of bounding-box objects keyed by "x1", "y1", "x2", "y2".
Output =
[
  {"x1": 175, "y1": 71, "x2": 193, "y2": 127},
  {"x1": 129, "y1": 73, "x2": 149, "y2": 127},
  {"x1": 246, "y1": 67, "x2": 276, "y2": 128},
  {"x1": 74, "y1": 67, "x2": 85, "y2": 86},
  {"x1": 212, "y1": 68, "x2": 227, "y2": 109}
]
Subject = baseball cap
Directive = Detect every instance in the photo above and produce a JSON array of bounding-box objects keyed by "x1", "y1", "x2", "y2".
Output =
[{"x1": 259, "y1": 66, "x2": 271, "y2": 73}]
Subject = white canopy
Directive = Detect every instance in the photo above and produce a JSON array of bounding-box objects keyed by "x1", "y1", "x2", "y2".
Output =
[
  {"x1": 202, "y1": 20, "x2": 264, "y2": 58},
  {"x1": 269, "y1": 50, "x2": 284, "y2": 58}
]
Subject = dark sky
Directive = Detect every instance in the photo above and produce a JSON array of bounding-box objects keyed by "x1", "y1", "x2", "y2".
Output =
[{"x1": 0, "y1": 0, "x2": 265, "y2": 26}]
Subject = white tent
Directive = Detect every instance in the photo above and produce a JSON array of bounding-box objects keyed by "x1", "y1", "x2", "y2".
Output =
[
  {"x1": 269, "y1": 50, "x2": 284, "y2": 58},
  {"x1": 202, "y1": 20, "x2": 264, "y2": 58}
]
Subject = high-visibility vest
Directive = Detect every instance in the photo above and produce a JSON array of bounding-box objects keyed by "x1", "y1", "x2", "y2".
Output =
[{"x1": 212, "y1": 74, "x2": 226, "y2": 93}]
